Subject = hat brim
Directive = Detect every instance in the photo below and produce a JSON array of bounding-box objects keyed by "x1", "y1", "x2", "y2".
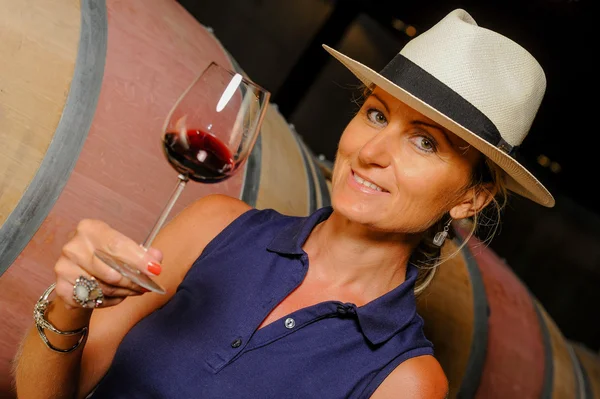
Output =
[{"x1": 323, "y1": 45, "x2": 555, "y2": 208}]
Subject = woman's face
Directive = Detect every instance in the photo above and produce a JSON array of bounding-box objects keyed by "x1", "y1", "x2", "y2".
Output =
[{"x1": 330, "y1": 87, "x2": 484, "y2": 234}]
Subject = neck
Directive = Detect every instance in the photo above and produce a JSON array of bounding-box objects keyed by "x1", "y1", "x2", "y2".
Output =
[{"x1": 303, "y1": 210, "x2": 420, "y2": 298}]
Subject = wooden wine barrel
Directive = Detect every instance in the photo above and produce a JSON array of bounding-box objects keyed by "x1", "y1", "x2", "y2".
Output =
[
  {"x1": 571, "y1": 341, "x2": 600, "y2": 398},
  {"x1": 315, "y1": 155, "x2": 334, "y2": 197},
  {"x1": 534, "y1": 297, "x2": 584, "y2": 399},
  {"x1": 414, "y1": 230, "x2": 585, "y2": 399},
  {"x1": 245, "y1": 105, "x2": 330, "y2": 216},
  {"x1": 0, "y1": 0, "x2": 327, "y2": 394}
]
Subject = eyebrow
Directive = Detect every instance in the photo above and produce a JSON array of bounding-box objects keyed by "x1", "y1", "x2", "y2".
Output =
[
  {"x1": 370, "y1": 93, "x2": 390, "y2": 114},
  {"x1": 412, "y1": 121, "x2": 454, "y2": 148},
  {"x1": 369, "y1": 93, "x2": 455, "y2": 148}
]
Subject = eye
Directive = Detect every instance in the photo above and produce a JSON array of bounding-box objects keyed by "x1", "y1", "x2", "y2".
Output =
[
  {"x1": 366, "y1": 108, "x2": 388, "y2": 126},
  {"x1": 412, "y1": 135, "x2": 438, "y2": 153}
]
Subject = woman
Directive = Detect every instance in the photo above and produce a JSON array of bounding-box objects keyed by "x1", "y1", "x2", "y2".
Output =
[{"x1": 13, "y1": 9, "x2": 554, "y2": 398}]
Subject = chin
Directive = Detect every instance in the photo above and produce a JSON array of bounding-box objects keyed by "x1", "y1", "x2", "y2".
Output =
[{"x1": 331, "y1": 193, "x2": 386, "y2": 226}]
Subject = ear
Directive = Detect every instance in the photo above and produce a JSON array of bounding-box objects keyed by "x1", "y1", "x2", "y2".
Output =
[{"x1": 449, "y1": 183, "x2": 497, "y2": 220}]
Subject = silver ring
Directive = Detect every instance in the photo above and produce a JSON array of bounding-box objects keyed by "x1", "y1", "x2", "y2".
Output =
[{"x1": 72, "y1": 276, "x2": 104, "y2": 308}]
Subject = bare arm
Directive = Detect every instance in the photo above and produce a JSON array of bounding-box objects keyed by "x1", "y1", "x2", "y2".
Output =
[
  {"x1": 370, "y1": 355, "x2": 449, "y2": 399},
  {"x1": 12, "y1": 194, "x2": 251, "y2": 399}
]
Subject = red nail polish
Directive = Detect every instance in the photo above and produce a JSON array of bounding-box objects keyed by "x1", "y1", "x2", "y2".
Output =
[
  {"x1": 141, "y1": 288, "x2": 150, "y2": 293},
  {"x1": 147, "y1": 261, "x2": 162, "y2": 276}
]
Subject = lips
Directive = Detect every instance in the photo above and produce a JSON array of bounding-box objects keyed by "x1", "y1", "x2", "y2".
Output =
[{"x1": 352, "y1": 170, "x2": 388, "y2": 192}]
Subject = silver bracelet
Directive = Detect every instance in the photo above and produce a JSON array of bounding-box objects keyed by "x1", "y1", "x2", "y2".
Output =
[{"x1": 33, "y1": 283, "x2": 89, "y2": 353}]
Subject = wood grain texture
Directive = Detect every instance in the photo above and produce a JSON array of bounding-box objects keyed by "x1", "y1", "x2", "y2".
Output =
[
  {"x1": 254, "y1": 105, "x2": 310, "y2": 216},
  {"x1": 571, "y1": 341, "x2": 600, "y2": 398},
  {"x1": 0, "y1": 0, "x2": 242, "y2": 394},
  {"x1": 0, "y1": 0, "x2": 108, "y2": 274},
  {"x1": 0, "y1": 0, "x2": 80, "y2": 226},
  {"x1": 299, "y1": 134, "x2": 325, "y2": 210},
  {"x1": 536, "y1": 300, "x2": 581, "y2": 399},
  {"x1": 465, "y1": 236, "x2": 547, "y2": 399},
  {"x1": 416, "y1": 239, "x2": 476, "y2": 398},
  {"x1": 317, "y1": 158, "x2": 334, "y2": 205}
]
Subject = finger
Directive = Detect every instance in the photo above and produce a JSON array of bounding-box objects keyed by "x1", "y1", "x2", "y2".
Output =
[
  {"x1": 86, "y1": 276, "x2": 145, "y2": 299},
  {"x1": 135, "y1": 246, "x2": 163, "y2": 278},
  {"x1": 58, "y1": 278, "x2": 128, "y2": 310},
  {"x1": 90, "y1": 250, "x2": 160, "y2": 288},
  {"x1": 59, "y1": 251, "x2": 147, "y2": 294},
  {"x1": 56, "y1": 277, "x2": 100, "y2": 309},
  {"x1": 99, "y1": 228, "x2": 161, "y2": 276},
  {"x1": 144, "y1": 246, "x2": 164, "y2": 264},
  {"x1": 70, "y1": 219, "x2": 158, "y2": 277},
  {"x1": 57, "y1": 258, "x2": 146, "y2": 300},
  {"x1": 59, "y1": 287, "x2": 127, "y2": 310},
  {"x1": 57, "y1": 274, "x2": 139, "y2": 310}
]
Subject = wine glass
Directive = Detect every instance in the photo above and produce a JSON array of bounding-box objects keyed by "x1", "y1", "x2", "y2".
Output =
[{"x1": 94, "y1": 62, "x2": 271, "y2": 294}]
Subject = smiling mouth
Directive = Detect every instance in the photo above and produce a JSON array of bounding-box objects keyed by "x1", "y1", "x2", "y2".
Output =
[{"x1": 352, "y1": 171, "x2": 387, "y2": 192}]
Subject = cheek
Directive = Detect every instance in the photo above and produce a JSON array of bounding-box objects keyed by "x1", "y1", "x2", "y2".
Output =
[
  {"x1": 330, "y1": 121, "x2": 365, "y2": 184},
  {"x1": 390, "y1": 147, "x2": 468, "y2": 197},
  {"x1": 394, "y1": 161, "x2": 471, "y2": 210},
  {"x1": 337, "y1": 120, "x2": 365, "y2": 156}
]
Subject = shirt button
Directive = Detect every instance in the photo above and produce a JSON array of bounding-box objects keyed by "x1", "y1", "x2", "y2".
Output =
[
  {"x1": 284, "y1": 318, "x2": 296, "y2": 329},
  {"x1": 231, "y1": 338, "x2": 242, "y2": 348}
]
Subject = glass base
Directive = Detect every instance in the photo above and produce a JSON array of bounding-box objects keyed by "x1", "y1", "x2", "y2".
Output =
[{"x1": 94, "y1": 250, "x2": 166, "y2": 295}]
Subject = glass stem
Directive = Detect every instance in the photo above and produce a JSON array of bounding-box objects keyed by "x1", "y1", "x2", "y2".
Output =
[{"x1": 141, "y1": 174, "x2": 189, "y2": 250}]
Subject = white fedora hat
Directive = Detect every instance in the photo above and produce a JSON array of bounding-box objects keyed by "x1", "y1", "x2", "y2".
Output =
[{"x1": 323, "y1": 8, "x2": 555, "y2": 207}]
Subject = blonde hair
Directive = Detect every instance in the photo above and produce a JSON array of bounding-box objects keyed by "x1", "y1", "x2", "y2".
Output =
[
  {"x1": 412, "y1": 159, "x2": 509, "y2": 295},
  {"x1": 352, "y1": 84, "x2": 510, "y2": 295}
]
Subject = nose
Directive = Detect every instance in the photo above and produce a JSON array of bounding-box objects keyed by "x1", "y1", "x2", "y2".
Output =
[{"x1": 357, "y1": 127, "x2": 393, "y2": 169}]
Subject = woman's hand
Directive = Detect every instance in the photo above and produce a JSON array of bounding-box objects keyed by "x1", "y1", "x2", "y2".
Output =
[{"x1": 54, "y1": 219, "x2": 164, "y2": 309}]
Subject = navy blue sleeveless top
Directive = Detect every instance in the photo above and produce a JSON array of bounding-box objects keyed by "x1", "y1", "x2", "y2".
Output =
[{"x1": 89, "y1": 206, "x2": 434, "y2": 398}]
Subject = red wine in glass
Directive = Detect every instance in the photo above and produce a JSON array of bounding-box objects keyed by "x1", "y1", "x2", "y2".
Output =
[
  {"x1": 163, "y1": 129, "x2": 235, "y2": 183},
  {"x1": 93, "y1": 62, "x2": 270, "y2": 294}
]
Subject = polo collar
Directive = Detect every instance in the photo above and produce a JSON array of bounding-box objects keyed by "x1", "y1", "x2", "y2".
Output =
[
  {"x1": 267, "y1": 206, "x2": 418, "y2": 345},
  {"x1": 266, "y1": 206, "x2": 333, "y2": 255}
]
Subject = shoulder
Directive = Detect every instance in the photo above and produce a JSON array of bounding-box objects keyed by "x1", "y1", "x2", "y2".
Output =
[
  {"x1": 149, "y1": 194, "x2": 252, "y2": 278},
  {"x1": 370, "y1": 355, "x2": 448, "y2": 399},
  {"x1": 179, "y1": 194, "x2": 288, "y2": 243},
  {"x1": 182, "y1": 193, "x2": 253, "y2": 227}
]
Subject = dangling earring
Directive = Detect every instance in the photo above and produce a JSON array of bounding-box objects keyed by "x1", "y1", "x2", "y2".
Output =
[{"x1": 432, "y1": 218, "x2": 453, "y2": 247}]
